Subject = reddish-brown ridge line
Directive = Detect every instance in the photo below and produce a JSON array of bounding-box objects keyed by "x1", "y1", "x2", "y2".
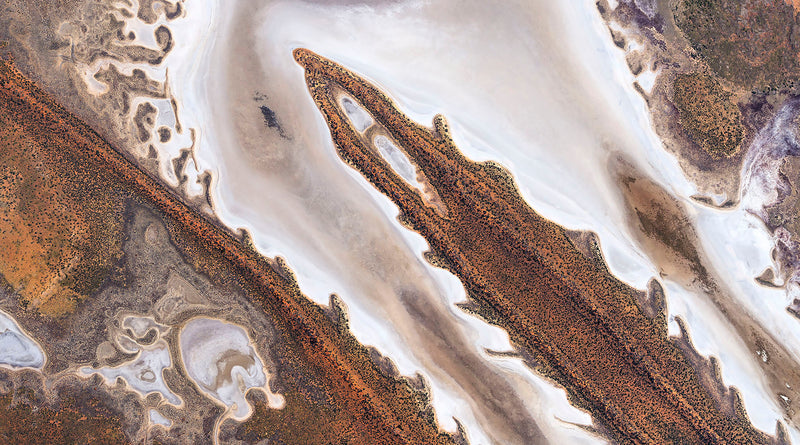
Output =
[
  {"x1": 293, "y1": 47, "x2": 775, "y2": 445},
  {"x1": 0, "y1": 59, "x2": 453, "y2": 445}
]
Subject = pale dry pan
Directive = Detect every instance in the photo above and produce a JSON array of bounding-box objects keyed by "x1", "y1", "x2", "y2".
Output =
[
  {"x1": 149, "y1": 408, "x2": 172, "y2": 429},
  {"x1": 0, "y1": 310, "x2": 45, "y2": 370},
  {"x1": 80, "y1": 339, "x2": 182, "y2": 406},
  {"x1": 71, "y1": 0, "x2": 800, "y2": 442},
  {"x1": 179, "y1": 317, "x2": 283, "y2": 420}
]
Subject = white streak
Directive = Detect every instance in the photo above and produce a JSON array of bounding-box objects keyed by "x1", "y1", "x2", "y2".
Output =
[
  {"x1": 80, "y1": 339, "x2": 182, "y2": 406},
  {"x1": 149, "y1": 409, "x2": 173, "y2": 428},
  {"x1": 0, "y1": 310, "x2": 46, "y2": 370},
  {"x1": 178, "y1": 317, "x2": 283, "y2": 420}
]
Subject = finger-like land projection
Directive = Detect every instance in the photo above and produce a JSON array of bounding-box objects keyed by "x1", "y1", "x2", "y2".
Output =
[{"x1": 294, "y1": 47, "x2": 781, "y2": 445}]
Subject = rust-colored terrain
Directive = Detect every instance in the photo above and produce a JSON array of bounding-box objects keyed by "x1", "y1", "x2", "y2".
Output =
[
  {"x1": 675, "y1": 0, "x2": 800, "y2": 92},
  {"x1": 669, "y1": 0, "x2": 800, "y2": 162},
  {"x1": 0, "y1": 372, "x2": 128, "y2": 445},
  {"x1": 0, "y1": 59, "x2": 455, "y2": 444},
  {"x1": 0, "y1": 96, "x2": 124, "y2": 316},
  {"x1": 601, "y1": 0, "x2": 800, "y2": 200},
  {"x1": 294, "y1": 48, "x2": 777, "y2": 444},
  {"x1": 671, "y1": 72, "x2": 744, "y2": 159}
]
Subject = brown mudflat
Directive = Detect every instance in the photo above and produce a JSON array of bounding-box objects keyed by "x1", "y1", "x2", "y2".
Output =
[
  {"x1": 0, "y1": 59, "x2": 454, "y2": 445},
  {"x1": 294, "y1": 47, "x2": 775, "y2": 444}
]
